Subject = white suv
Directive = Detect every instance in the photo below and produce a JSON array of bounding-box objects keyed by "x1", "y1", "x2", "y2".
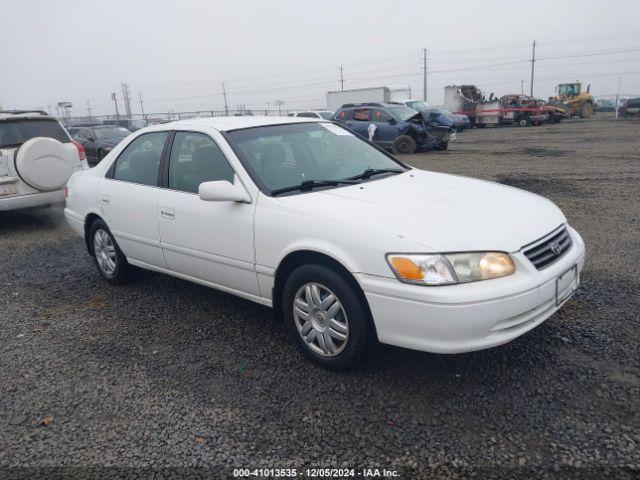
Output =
[{"x1": 0, "y1": 111, "x2": 87, "y2": 211}]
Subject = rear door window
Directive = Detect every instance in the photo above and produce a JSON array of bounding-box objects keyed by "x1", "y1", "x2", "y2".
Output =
[
  {"x1": 296, "y1": 112, "x2": 319, "y2": 118},
  {"x1": 352, "y1": 109, "x2": 371, "y2": 121},
  {"x1": 112, "y1": 132, "x2": 168, "y2": 187},
  {"x1": 0, "y1": 119, "x2": 70, "y2": 148}
]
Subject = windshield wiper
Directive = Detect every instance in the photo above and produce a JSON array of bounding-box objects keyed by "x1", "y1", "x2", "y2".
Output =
[
  {"x1": 345, "y1": 168, "x2": 405, "y2": 181},
  {"x1": 271, "y1": 179, "x2": 359, "y2": 196}
]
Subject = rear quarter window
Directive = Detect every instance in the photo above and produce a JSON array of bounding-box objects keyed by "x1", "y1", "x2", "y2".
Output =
[
  {"x1": 0, "y1": 119, "x2": 70, "y2": 148},
  {"x1": 335, "y1": 110, "x2": 350, "y2": 121}
]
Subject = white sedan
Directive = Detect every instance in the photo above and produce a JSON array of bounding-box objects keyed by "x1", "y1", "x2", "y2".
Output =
[{"x1": 64, "y1": 116, "x2": 585, "y2": 369}]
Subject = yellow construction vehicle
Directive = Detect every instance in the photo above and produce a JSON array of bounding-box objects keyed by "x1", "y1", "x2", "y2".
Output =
[{"x1": 548, "y1": 82, "x2": 595, "y2": 118}]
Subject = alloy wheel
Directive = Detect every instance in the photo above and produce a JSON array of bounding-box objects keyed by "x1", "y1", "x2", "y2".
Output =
[{"x1": 93, "y1": 229, "x2": 117, "y2": 275}]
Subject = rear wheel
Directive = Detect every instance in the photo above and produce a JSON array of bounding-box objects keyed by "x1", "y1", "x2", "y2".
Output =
[
  {"x1": 391, "y1": 135, "x2": 417, "y2": 155},
  {"x1": 579, "y1": 102, "x2": 593, "y2": 118},
  {"x1": 283, "y1": 264, "x2": 370, "y2": 370},
  {"x1": 90, "y1": 219, "x2": 131, "y2": 284},
  {"x1": 519, "y1": 117, "x2": 531, "y2": 127}
]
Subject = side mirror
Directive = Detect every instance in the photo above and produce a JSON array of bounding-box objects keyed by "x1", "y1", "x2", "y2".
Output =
[
  {"x1": 587, "y1": 84, "x2": 591, "y2": 93},
  {"x1": 199, "y1": 180, "x2": 251, "y2": 203},
  {"x1": 388, "y1": 118, "x2": 397, "y2": 125},
  {"x1": 88, "y1": 137, "x2": 96, "y2": 142}
]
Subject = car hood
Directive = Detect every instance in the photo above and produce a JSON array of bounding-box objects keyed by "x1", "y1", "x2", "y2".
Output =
[
  {"x1": 276, "y1": 169, "x2": 565, "y2": 252},
  {"x1": 416, "y1": 110, "x2": 455, "y2": 128}
]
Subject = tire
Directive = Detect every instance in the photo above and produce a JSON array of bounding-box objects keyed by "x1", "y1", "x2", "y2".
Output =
[
  {"x1": 391, "y1": 135, "x2": 417, "y2": 155},
  {"x1": 89, "y1": 219, "x2": 131, "y2": 284},
  {"x1": 477, "y1": 123, "x2": 486, "y2": 128},
  {"x1": 519, "y1": 117, "x2": 531, "y2": 127},
  {"x1": 579, "y1": 102, "x2": 593, "y2": 118},
  {"x1": 282, "y1": 264, "x2": 371, "y2": 370},
  {"x1": 438, "y1": 142, "x2": 448, "y2": 151}
]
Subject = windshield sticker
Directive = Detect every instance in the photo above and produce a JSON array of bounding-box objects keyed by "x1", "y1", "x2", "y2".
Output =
[{"x1": 321, "y1": 123, "x2": 353, "y2": 136}]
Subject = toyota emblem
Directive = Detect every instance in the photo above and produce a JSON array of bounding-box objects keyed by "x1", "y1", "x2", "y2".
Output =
[{"x1": 550, "y1": 241, "x2": 562, "y2": 255}]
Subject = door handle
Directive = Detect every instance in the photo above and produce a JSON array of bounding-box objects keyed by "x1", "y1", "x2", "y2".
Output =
[
  {"x1": 99, "y1": 195, "x2": 109, "y2": 204},
  {"x1": 160, "y1": 208, "x2": 175, "y2": 219}
]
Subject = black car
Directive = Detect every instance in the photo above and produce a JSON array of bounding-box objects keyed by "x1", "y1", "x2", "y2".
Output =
[
  {"x1": 102, "y1": 118, "x2": 148, "y2": 132},
  {"x1": 333, "y1": 102, "x2": 454, "y2": 154},
  {"x1": 74, "y1": 125, "x2": 131, "y2": 165}
]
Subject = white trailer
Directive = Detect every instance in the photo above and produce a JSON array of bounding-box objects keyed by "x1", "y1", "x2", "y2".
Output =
[
  {"x1": 444, "y1": 85, "x2": 500, "y2": 127},
  {"x1": 326, "y1": 85, "x2": 411, "y2": 111}
]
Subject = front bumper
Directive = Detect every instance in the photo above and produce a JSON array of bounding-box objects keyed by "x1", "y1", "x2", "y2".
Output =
[{"x1": 357, "y1": 227, "x2": 586, "y2": 354}]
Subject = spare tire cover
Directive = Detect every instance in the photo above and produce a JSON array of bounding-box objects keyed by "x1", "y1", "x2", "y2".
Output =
[{"x1": 15, "y1": 137, "x2": 76, "y2": 191}]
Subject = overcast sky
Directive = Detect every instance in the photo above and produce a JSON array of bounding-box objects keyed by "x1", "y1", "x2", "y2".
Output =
[{"x1": 2, "y1": 0, "x2": 639, "y2": 117}]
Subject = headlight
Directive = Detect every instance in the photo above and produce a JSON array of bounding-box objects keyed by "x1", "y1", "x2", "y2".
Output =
[{"x1": 386, "y1": 252, "x2": 515, "y2": 286}]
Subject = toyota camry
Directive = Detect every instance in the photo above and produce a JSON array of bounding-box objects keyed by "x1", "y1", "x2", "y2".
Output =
[{"x1": 64, "y1": 116, "x2": 585, "y2": 369}]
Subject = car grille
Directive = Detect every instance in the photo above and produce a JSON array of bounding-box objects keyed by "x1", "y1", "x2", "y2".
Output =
[{"x1": 522, "y1": 225, "x2": 572, "y2": 270}]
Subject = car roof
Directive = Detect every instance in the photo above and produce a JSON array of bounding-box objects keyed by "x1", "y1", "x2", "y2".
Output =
[
  {"x1": 339, "y1": 102, "x2": 405, "y2": 109},
  {"x1": 0, "y1": 110, "x2": 55, "y2": 121},
  {"x1": 159, "y1": 115, "x2": 325, "y2": 132}
]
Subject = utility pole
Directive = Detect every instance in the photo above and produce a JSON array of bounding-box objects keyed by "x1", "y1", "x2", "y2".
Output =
[
  {"x1": 86, "y1": 100, "x2": 92, "y2": 118},
  {"x1": 111, "y1": 92, "x2": 120, "y2": 120},
  {"x1": 422, "y1": 48, "x2": 428, "y2": 102},
  {"x1": 529, "y1": 40, "x2": 536, "y2": 97},
  {"x1": 222, "y1": 83, "x2": 229, "y2": 115},
  {"x1": 138, "y1": 91, "x2": 145, "y2": 118},
  {"x1": 615, "y1": 77, "x2": 621, "y2": 119},
  {"x1": 121, "y1": 83, "x2": 132, "y2": 118},
  {"x1": 339, "y1": 65, "x2": 344, "y2": 91},
  {"x1": 275, "y1": 100, "x2": 284, "y2": 115},
  {"x1": 521, "y1": 80, "x2": 524, "y2": 95}
]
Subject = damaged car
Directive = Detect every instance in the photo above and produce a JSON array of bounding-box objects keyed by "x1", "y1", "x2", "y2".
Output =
[
  {"x1": 499, "y1": 95, "x2": 549, "y2": 127},
  {"x1": 333, "y1": 102, "x2": 454, "y2": 154}
]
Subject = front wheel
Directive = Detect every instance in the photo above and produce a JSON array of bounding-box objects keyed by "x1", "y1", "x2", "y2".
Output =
[
  {"x1": 391, "y1": 135, "x2": 417, "y2": 155},
  {"x1": 283, "y1": 264, "x2": 371, "y2": 370},
  {"x1": 90, "y1": 219, "x2": 131, "y2": 284}
]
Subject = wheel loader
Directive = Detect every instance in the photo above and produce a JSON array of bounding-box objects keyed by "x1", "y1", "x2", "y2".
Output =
[{"x1": 548, "y1": 82, "x2": 595, "y2": 119}]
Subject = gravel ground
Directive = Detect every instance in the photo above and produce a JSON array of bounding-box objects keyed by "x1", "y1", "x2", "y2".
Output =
[{"x1": 1, "y1": 115, "x2": 638, "y2": 479}]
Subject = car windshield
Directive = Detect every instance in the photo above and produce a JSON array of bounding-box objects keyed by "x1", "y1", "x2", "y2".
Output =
[
  {"x1": 318, "y1": 111, "x2": 334, "y2": 119},
  {"x1": 0, "y1": 118, "x2": 69, "y2": 148},
  {"x1": 226, "y1": 122, "x2": 407, "y2": 194},
  {"x1": 386, "y1": 105, "x2": 419, "y2": 121},
  {"x1": 95, "y1": 127, "x2": 131, "y2": 138},
  {"x1": 405, "y1": 100, "x2": 429, "y2": 112}
]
